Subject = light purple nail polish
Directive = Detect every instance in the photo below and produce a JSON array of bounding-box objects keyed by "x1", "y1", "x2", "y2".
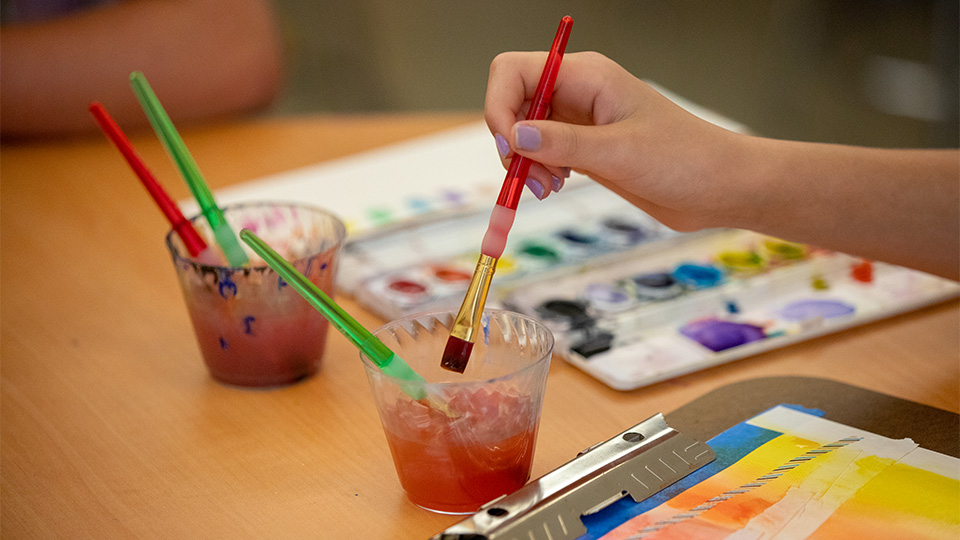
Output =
[
  {"x1": 516, "y1": 124, "x2": 541, "y2": 151},
  {"x1": 525, "y1": 178, "x2": 545, "y2": 200},
  {"x1": 552, "y1": 176, "x2": 564, "y2": 193},
  {"x1": 495, "y1": 133, "x2": 510, "y2": 157}
]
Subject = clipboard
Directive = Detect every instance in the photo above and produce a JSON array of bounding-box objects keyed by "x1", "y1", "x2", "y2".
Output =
[
  {"x1": 431, "y1": 376, "x2": 959, "y2": 539},
  {"x1": 664, "y1": 375, "x2": 959, "y2": 458}
]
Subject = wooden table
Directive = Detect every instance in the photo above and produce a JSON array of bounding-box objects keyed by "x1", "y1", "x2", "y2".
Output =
[{"x1": 2, "y1": 113, "x2": 957, "y2": 538}]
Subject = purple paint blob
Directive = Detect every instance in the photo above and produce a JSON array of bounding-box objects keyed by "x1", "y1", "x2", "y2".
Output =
[
  {"x1": 778, "y1": 299, "x2": 856, "y2": 322},
  {"x1": 583, "y1": 283, "x2": 633, "y2": 313},
  {"x1": 584, "y1": 283, "x2": 629, "y2": 304},
  {"x1": 680, "y1": 319, "x2": 766, "y2": 352},
  {"x1": 441, "y1": 190, "x2": 466, "y2": 205}
]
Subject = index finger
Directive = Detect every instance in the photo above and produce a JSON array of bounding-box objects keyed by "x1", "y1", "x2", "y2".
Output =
[
  {"x1": 484, "y1": 52, "x2": 549, "y2": 140},
  {"x1": 486, "y1": 52, "x2": 627, "y2": 138}
]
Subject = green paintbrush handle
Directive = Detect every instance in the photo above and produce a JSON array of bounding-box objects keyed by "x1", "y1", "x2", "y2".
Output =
[
  {"x1": 129, "y1": 71, "x2": 248, "y2": 267},
  {"x1": 239, "y1": 229, "x2": 425, "y2": 389}
]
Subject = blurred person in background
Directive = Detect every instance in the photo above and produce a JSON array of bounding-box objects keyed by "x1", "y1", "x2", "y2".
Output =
[{"x1": 1, "y1": 0, "x2": 285, "y2": 139}]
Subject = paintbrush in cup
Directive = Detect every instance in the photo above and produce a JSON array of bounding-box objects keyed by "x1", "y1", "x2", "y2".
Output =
[
  {"x1": 130, "y1": 71, "x2": 249, "y2": 267},
  {"x1": 441, "y1": 15, "x2": 573, "y2": 373},
  {"x1": 89, "y1": 102, "x2": 222, "y2": 265},
  {"x1": 240, "y1": 229, "x2": 456, "y2": 415}
]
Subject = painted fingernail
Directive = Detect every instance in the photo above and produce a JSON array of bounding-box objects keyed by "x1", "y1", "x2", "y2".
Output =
[
  {"x1": 515, "y1": 124, "x2": 541, "y2": 151},
  {"x1": 495, "y1": 133, "x2": 510, "y2": 157},
  {"x1": 552, "y1": 175, "x2": 565, "y2": 193},
  {"x1": 525, "y1": 178, "x2": 545, "y2": 200}
]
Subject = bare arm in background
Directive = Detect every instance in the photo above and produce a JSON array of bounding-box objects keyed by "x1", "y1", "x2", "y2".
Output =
[
  {"x1": 485, "y1": 51, "x2": 959, "y2": 280},
  {"x1": 1, "y1": 0, "x2": 285, "y2": 139}
]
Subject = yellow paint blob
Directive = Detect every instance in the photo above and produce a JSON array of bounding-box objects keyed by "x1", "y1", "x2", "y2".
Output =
[
  {"x1": 717, "y1": 250, "x2": 766, "y2": 274},
  {"x1": 762, "y1": 237, "x2": 808, "y2": 260},
  {"x1": 812, "y1": 275, "x2": 830, "y2": 290}
]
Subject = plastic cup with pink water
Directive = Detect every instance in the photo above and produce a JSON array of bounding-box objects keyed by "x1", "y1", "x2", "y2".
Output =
[{"x1": 361, "y1": 309, "x2": 553, "y2": 514}]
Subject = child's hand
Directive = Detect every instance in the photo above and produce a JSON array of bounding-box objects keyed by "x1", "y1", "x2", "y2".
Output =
[{"x1": 484, "y1": 51, "x2": 748, "y2": 232}]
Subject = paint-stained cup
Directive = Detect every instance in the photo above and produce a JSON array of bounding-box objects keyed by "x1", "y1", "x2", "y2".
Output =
[
  {"x1": 362, "y1": 309, "x2": 553, "y2": 514},
  {"x1": 166, "y1": 202, "x2": 345, "y2": 387}
]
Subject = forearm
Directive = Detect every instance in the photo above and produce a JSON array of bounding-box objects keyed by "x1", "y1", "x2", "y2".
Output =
[
  {"x1": 0, "y1": 0, "x2": 284, "y2": 139},
  {"x1": 726, "y1": 136, "x2": 959, "y2": 280}
]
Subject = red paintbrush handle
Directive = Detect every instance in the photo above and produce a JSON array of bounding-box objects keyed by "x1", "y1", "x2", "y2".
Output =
[
  {"x1": 494, "y1": 15, "x2": 572, "y2": 210},
  {"x1": 527, "y1": 15, "x2": 573, "y2": 122},
  {"x1": 89, "y1": 102, "x2": 208, "y2": 257},
  {"x1": 495, "y1": 155, "x2": 534, "y2": 210}
]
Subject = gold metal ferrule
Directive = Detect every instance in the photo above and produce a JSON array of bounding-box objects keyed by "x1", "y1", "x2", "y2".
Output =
[{"x1": 449, "y1": 254, "x2": 498, "y2": 342}]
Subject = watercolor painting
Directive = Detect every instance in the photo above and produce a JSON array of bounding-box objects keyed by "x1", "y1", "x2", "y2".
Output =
[{"x1": 581, "y1": 406, "x2": 959, "y2": 540}]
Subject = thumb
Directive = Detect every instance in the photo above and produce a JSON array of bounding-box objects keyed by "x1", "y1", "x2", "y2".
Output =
[{"x1": 512, "y1": 120, "x2": 622, "y2": 176}]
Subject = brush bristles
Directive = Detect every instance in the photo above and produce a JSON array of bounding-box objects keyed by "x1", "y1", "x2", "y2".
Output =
[
  {"x1": 441, "y1": 254, "x2": 497, "y2": 374},
  {"x1": 440, "y1": 335, "x2": 475, "y2": 373}
]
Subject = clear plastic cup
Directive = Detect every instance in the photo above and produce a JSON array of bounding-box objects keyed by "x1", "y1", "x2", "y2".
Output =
[
  {"x1": 166, "y1": 202, "x2": 345, "y2": 387},
  {"x1": 361, "y1": 309, "x2": 553, "y2": 514}
]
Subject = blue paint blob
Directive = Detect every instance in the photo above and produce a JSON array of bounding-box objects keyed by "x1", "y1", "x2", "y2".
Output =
[
  {"x1": 218, "y1": 278, "x2": 238, "y2": 299},
  {"x1": 778, "y1": 299, "x2": 856, "y2": 322},
  {"x1": 680, "y1": 319, "x2": 765, "y2": 352},
  {"x1": 277, "y1": 276, "x2": 287, "y2": 291},
  {"x1": 673, "y1": 263, "x2": 724, "y2": 289},
  {"x1": 557, "y1": 229, "x2": 599, "y2": 245},
  {"x1": 407, "y1": 197, "x2": 431, "y2": 214},
  {"x1": 219, "y1": 337, "x2": 229, "y2": 350},
  {"x1": 243, "y1": 316, "x2": 256, "y2": 335}
]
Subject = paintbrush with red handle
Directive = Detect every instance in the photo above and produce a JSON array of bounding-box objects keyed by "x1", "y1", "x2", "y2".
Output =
[{"x1": 441, "y1": 16, "x2": 573, "y2": 373}]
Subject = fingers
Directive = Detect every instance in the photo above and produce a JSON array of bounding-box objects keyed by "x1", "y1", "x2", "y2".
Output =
[
  {"x1": 487, "y1": 51, "x2": 632, "y2": 130},
  {"x1": 483, "y1": 49, "x2": 747, "y2": 229},
  {"x1": 515, "y1": 120, "x2": 626, "y2": 177},
  {"x1": 493, "y1": 127, "x2": 569, "y2": 200},
  {"x1": 522, "y1": 162, "x2": 569, "y2": 200},
  {"x1": 497, "y1": 118, "x2": 633, "y2": 200},
  {"x1": 484, "y1": 51, "x2": 549, "y2": 149},
  {"x1": 485, "y1": 51, "x2": 639, "y2": 199}
]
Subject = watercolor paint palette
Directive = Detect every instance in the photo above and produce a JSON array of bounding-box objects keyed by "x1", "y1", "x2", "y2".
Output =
[
  {"x1": 338, "y1": 181, "x2": 684, "y2": 318},
  {"x1": 340, "y1": 182, "x2": 958, "y2": 392},
  {"x1": 501, "y1": 228, "x2": 960, "y2": 390}
]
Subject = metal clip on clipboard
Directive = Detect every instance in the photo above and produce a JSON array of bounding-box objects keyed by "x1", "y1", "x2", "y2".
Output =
[{"x1": 431, "y1": 413, "x2": 715, "y2": 540}]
